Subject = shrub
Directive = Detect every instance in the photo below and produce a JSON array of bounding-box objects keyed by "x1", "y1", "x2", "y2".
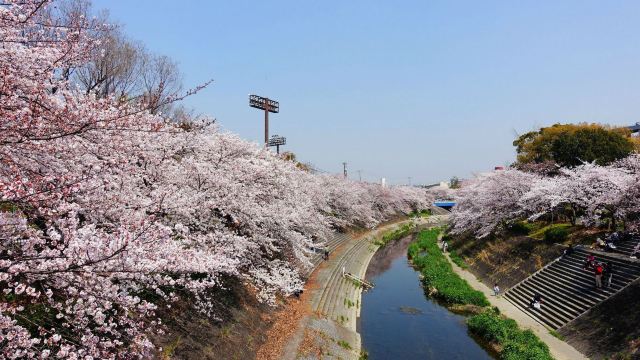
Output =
[
  {"x1": 376, "y1": 223, "x2": 414, "y2": 247},
  {"x1": 449, "y1": 250, "x2": 469, "y2": 269},
  {"x1": 408, "y1": 229, "x2": 489, "y2": 307},
  {"x1": 467, "y1": 311, "x2": 553, "y2": 360},
  {"x1": 544, "y1": 225, "x2": 570, "y2": 243},
  {"x1": 467, "y1": 311, "x2": 517, "y2": 343},
  {"x1": 508, "y1": 221, "x2": 534, "y2": 235},
  {"x1": 409, "y1": 209, "x2": 432, "y2": 218}
]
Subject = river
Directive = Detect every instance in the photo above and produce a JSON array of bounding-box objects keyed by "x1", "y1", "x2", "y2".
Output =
[{"x1": 359, "y1": 235, "x2": 494, "y2": 359}]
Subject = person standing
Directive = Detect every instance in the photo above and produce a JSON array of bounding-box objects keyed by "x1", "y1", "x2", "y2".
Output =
[
  {"x1": 584, "y1": 254, "x2": 596, "y2": 270},
  {"x1": 493, "y1": 283, "x2": 500, "y2": 297},
  {"x1": 442, "y1": 240, "x2": 449, "y2": 252},
  {"x1": 631, "y1": 241, "x2": 640, "y2": 259},
  {"x1": 604, "y1": 261, "x2": 613, "y2": 288},
  {"x1": 594, "y1": 262, "x2": 604, "y2": 289}
]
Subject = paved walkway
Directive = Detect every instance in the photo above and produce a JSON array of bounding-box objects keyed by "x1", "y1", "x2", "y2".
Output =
[{"x1": 441, "y1": 245, "x2": 589, "y2": 360}]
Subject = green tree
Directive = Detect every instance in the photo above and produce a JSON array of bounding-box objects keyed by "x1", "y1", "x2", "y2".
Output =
[
  {"x1": 450, "y1": 176, "x2": 461, "y2": 189},
  {"x1": 513, "y1": 123, "x2": 634, "y2": 167}
]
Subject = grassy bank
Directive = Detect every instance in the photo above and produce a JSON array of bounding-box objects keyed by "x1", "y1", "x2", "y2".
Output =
[
  {"x1": 468, "y1": 310, "x2": 553, "y2": 360},
  {"x1": 409, "y1": 228, "x2": 554, "y2": 359},
  {"x1": 374, "y1": 222, "x2": 415, "y2": 247},
  {"x1": 408, "y1": 209, "x2": 431, "y2": 218},
  {"x1": 408, "y1": 228, "x2": 489, "y2": 306}
]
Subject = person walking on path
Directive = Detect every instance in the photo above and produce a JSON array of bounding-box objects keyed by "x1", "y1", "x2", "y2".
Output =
[
  {"x1": 594, "y1": 262, "x2": 604, "y2": 289},
  {"x1": 442, "y1": 240, "x2": 449, "y2": 252},
  {"x1": 493, "y1": 283, "x2": 500, "y2": 297}
]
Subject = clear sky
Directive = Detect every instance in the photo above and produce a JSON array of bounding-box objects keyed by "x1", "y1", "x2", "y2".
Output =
[{"x1": 93, "y1": 0, "x2": 640, "y2": 185}]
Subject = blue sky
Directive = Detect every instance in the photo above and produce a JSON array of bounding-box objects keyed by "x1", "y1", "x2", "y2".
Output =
[{"x1": 93, "y1": 0, "x2": 640, "y2": 184}]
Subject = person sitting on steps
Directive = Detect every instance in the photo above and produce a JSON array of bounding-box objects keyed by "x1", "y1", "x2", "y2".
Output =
[
  {"x1": 563, "y1": 244, "x2": 574, "y2": 257},
  {"x1": 530, "y1": 293, "x2": 543, "y2": 309}
]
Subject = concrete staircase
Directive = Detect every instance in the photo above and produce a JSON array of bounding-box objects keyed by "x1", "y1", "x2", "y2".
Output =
[
  {"x1": 306, "y1": 231, "x2": 353, "y2": 277},
  {"x1": 504, "y1": 246, "x2": 640, "y2": 330},
  {"x1": 312, "y1": 231, "x2": 377, "y2": 330},
  {"x1": 614, "y1": 237, "x2": 640, "y2": 257}
]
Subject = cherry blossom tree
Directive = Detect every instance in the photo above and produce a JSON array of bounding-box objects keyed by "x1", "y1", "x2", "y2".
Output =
[
  {"x1": 452, "y1": 157, "x2": 640, "y2": 237},
  {"x1": 0, "y1": 2, "x2": 434, "y2": 357},
  {"x1": 451, "y1": 169, "x2": 542, "y2": 237}
]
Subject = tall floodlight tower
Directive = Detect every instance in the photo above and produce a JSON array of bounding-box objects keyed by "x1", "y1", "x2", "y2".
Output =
[{"x1": 249, "y1": 94, "x2": 280, "y2": 147}]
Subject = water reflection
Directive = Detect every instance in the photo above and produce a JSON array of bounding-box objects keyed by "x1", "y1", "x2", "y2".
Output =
[{"x1": 359, "y1": 236, "x2": 494, "y2": 360}]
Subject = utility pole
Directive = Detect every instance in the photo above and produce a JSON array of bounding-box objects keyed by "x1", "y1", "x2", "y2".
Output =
[
  {"x1": 343, "y1": 162, "x2": 348, "y2": 179},
  {"x1": 357, "y1": 170, "x2": 362, "y2": 182},
  {"x1": 249, "y1": 94, "x2": 280, "y2": 147},
  {"x1": 408, "y1": 177, "x2": 412, "y2": 186}
]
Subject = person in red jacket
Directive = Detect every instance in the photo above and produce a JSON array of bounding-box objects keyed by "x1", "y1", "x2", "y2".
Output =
[{"x1": 594, "y1": 262, "x2": 604, "y2": 289}]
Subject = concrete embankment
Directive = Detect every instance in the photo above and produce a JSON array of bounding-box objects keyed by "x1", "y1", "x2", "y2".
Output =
[{"x1": 282, "y1": 215, "x2": 447, "y2": 359}]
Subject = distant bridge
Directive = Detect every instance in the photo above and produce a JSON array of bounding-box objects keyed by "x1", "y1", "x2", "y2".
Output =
[{"x1": 433, "y1": 200, "x2": 456, "y2": 210}]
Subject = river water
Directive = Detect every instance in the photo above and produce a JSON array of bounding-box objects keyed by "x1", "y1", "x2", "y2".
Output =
[{"x1": 359, "y1": 235, "x2": 494, "y2": 360}]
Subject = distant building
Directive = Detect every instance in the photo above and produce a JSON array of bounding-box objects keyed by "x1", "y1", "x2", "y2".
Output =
[
  {"x1": 630, "y1": 122, "x2": 640, "y2": 137},
  {"x1": 381, "y1": 178, "x2": 386, "y2": 188},
  {"x1": 495, "y1": 166, "x2": 505, "y2": 171}
]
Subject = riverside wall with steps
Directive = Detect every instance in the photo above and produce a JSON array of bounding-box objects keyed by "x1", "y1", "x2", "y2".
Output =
[
  {"x1": 504, "y1": 246, "x2": 640, "y2": 330},
  {"x1": 287, "y1": 215, "x2": 447, "y2": 360}
]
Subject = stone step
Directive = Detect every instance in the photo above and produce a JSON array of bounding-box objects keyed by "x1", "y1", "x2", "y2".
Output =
[
  {"x1": 562, "y1": 257, "x2": 640, "y2": 282},
  {"x1": 326, "y1": 238, "x2": 372, "y2": 316},
  {"x1": 505, "y1": 288, "x2": 565, "y2": 329},
  {"x1": 553, "y1": 260, "x2": 631, "y2": 289},
  {"x1": 573, "y1": 248, "x2": 640, "y2": 271},
  {"x1": 510, "y1": 283, "x2": 578, "y2": 324},
  {"x1": 504, "y1": 245, "x2": 640, "y2": 330},
  {"x1": 318, "y1": 235, "x2": 372, "y2": 315}
]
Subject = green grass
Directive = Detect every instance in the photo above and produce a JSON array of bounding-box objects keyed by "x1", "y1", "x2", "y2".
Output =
[
  {"x1": 409, "y1": 209, "x2": 432, "y2": 218},
  {"x1": 548, "y1": 329, "x2": 565, "y2": 341},
  {"x1": 507, "y1": 220, "x2": 536, "y2": 235},
  {"x1": 344, "y1": 298, "x2": 355, "y2": 308},
  {"x1": 375, "y1": 223, "x2": 415, "y2": 247},
  {"x1": 449, "y1": 249, "x2": 469, "y2": 269},
  {"x1": 337, "y1": 340, "x2": 352, "y2": 350},
  {"x1": 529, "y1": 223, "x2": 573, "y2": 240},
  {"x1": 467, "y1": 310, "x2": 553, "y2": 360},
  {"x1": 408, "y1": 229, "x2": 489, "y2": 307}
]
